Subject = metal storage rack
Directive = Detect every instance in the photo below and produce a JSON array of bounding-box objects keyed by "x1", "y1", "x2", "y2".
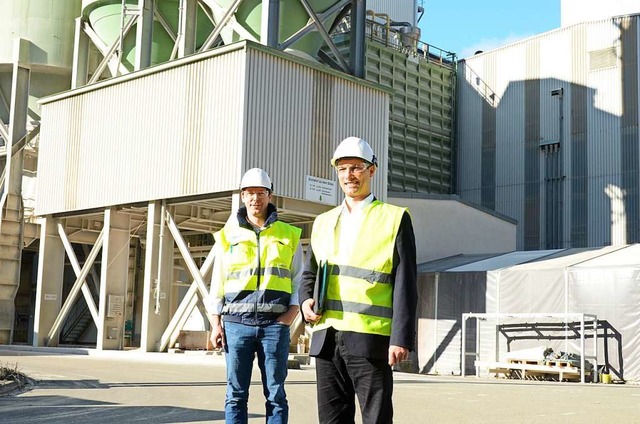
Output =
[{"x1": 461, "y1": 313, "x2": 598, "y2": 383}]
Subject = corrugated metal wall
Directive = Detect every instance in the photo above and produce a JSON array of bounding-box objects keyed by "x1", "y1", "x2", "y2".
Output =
[
  {"x1": 457, "y1": 15, "x2": 640, "y2": 249},
  {"x1": 243, "y1": 48, "x2": 389, "y2": 202},
  {"x1": 367, "y1": 0, "x2": 416, "y2": 25},
  {"x1": 37, "y1": 46, "x2": 247, "y2": 214},
  {"x1": 36, "y1": 42, "x2": 389, "y2": 215},
  {"x1": 366, "y1": 41, "x2": 456, "y2": 194}
]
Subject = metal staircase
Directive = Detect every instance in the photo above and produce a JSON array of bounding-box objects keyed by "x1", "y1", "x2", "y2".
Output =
[
  {"x1": 0, "y1": 121, "x2": 40, "y2": 344},
  {"x1": 0, "y1": 191, "x2": 24, "y2": 344},
  {"x1": 60, "y1": 244, "x2": 101, "y2": 345}
]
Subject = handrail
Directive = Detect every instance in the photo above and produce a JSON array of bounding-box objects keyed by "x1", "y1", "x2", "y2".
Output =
[{"x1": 331, "y1": 17, "x2": 457, "y2": 69}]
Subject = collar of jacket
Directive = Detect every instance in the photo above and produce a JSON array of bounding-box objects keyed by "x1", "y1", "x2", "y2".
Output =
[{"x1": 236, "y1": 204, "x2": 279, "y2": 230}]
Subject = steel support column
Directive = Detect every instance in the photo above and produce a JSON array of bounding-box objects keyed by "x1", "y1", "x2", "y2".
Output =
[
  {"x1": 58, "y1": 223, "x2": 100, "y2": 325},
  {"x1": 278, "y1": 0, "x2": 350, "y2": 51},
  {"x1": 299, "y1": 0, "x2": 351, "y2": 73},
  {"x1": 45, "y1": 228, "x2": 104, "y2": 346},
  {"x1": 32, "y1": 217, "x2": 65, "y2": 347},
  {"x1": 141, "y1": 201, "x2": 173, "y2": 352},
  {"x1": 165, "y1": 211, "x2": 215, "y2": 317},
  {"x1": 135, "y1": 0, "x2": 154, "y2": 70},
  {"x1": 84, "y1": 16, "x2": 136, "y2": 82},
  {"x1": 4, "y1": 40, "x2": 29, "y2": 198},
  {"x1": 261, "y1": 0, "x2": 280, "y2": 47},
  {"x1": 72, "y1": 17, "x2": 89, "y2": 89},
  {"x1": 200, "y1": 0, "x2": 245, "y2": 51},
  {"x1": 159, "y1": 247, "x2": 215, "y2": 351},
  {"x1": 349, "y1": 0, "x2": 366, "y2": 78},
  {"x1": 178, "y1": 0, "x2": 198, "y2": 57},
  {"x1": 97, "y1": 208, "x2": 131, "y2": 350}
]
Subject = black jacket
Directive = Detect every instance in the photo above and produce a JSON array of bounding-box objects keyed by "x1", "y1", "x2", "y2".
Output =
[{"x1": 299, "y1": 210, "x2": 417, "y2": 360}]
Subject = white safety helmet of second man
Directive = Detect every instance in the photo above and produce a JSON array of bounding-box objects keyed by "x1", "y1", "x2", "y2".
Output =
[
  {"x1": 330, "y1": 136, "x2": 377, "y2": 167},
  {"x1": 240, "y1": 168, "x2": 273, "y2": 191}
]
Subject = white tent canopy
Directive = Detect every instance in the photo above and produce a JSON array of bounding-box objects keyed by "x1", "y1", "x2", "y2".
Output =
[{"x1": 416, "y1": 244, "x2": 640, "y2": 382}]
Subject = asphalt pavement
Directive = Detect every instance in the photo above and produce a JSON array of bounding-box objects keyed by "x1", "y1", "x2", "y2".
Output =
[{"x1": 0, "y1": 346, "x2": 639, "y2": 423}]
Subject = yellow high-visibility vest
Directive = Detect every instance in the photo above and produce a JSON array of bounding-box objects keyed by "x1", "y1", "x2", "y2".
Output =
[
  {"x1": 310, "y1": 200, "x2": 406, "y2": 336},
  {"x1": 215, "y1": 221, "x2": 301, "y2": 317}
]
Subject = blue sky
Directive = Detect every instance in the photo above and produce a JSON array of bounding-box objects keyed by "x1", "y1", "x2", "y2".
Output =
[{"x1": 417, "y1": 0, "x2": 561, "y2": 59}]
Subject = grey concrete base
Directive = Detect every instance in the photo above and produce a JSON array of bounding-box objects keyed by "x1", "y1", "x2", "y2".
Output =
[{"x1": 0, "y1": 346, "x2": 638, "y2": 423}]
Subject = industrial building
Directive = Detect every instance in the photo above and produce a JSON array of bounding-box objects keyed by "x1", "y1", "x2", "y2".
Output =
[
  {"x1": 439, "y1": 0, "x2": 640, "y2": 383},
  {"x1": 0, "y1": 0, "x2": 516, "y2": 353},
  {"x1": 2, "y1": 0, "x2": 640, "y2": 385},
  {"x1": 457, "y1": 1, "x2": 640, "y2": 250}
]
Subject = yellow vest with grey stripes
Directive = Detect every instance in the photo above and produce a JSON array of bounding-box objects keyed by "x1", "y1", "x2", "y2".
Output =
[
  {"x1": 310, "y1": 200, "x2": 406, "y2": 336},
  {"x1": 215, "y1": 221, "x2": 301, "y2": 323}
]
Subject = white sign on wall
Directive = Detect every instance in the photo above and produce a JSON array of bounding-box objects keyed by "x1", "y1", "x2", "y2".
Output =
[
  {"x1": 305, "y1": 175, "x2": 337, "y2": 205},
  {"x1": 107, "y1": 295, "x2": 124, "y2": 318}
]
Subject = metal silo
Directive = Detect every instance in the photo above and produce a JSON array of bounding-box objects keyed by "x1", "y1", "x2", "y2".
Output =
[
  {"x1": 0, "y1": 0, "x2": 81, "y2": 344},
  {"x1": 0, "y1": 0, "x2": 80, "y2": 125},
  {"x1": 78, "y1": 0, "x2": 346, "y2": 79},
  {"x1": 81, "y1": 0, "x2": 214, "y2": 70}
]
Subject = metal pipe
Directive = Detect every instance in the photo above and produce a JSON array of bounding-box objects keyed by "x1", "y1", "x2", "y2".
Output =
[
  {"x1": 119, "y1": 0, "x2": 127, "y2": 70},
  {"x1": 155, "y1": 200, "x2": 167, "y2": 314}
]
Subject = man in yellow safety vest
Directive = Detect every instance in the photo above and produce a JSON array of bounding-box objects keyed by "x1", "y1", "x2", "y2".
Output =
[
  {"x1": 300, "y1": 136, "x2": 418, "y2": 424},
  {"x1": 210, "y1": 168, "x2": 303, "y2": 424}
]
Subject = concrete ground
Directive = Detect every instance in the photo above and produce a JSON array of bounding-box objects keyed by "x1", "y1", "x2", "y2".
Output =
[{"x1": 0, "y1": 346, "x2": 638, "y2": 423}]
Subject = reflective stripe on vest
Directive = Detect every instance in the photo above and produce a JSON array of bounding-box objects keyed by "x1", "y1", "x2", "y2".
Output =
[
  {"x1": 310, "y1": 200, "x2": 406, "y2": 336},
  {"x1": 214, "y1": 221, "x2": 301, "y2": 316},
  {"x1": 222, "y1": 299, "x2": 289, "y2": 314},
  {"x1": 226, "y1": 266, "x2": 292, "y2": 282}
]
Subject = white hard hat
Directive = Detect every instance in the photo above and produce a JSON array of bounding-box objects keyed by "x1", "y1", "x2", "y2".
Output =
[
  {"x1": 240, "y1": 168, "x2": 273, "y2": 191},
  {"x1": 330, "y1": 136, "x2": 377, "y2": 167}
]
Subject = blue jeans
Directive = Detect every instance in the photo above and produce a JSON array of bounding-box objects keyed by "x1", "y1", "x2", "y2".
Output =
[{"x1": 223, "y1": 321, "x2": 291, "y2": 424}]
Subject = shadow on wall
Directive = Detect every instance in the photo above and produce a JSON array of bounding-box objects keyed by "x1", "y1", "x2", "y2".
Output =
[
  {"x1": 416, "y1": 271, "x2": 487, "y2": 375},
  {"x1": 456, "y1": 18, "x2": 640, "y2": 251}
]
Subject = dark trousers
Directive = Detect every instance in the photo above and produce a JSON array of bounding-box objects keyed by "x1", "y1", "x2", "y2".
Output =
[{"x1": 315, "y1": 331, "x2": 393, "y2": 424}]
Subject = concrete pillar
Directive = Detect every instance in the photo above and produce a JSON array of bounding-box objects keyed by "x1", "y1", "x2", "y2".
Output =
[
  {"x1": 97, "y1": 208, "x2": 131, "y2": 350},
  {"x1": 32, "y1": 217, "x2": 65, "y2": 347},
  {"x1": 140, "y1": 201, "x2": 173, "y2": 351}
]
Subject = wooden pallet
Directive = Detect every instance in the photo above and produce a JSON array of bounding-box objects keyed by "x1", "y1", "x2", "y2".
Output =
[
  {"x1": 545, "y1": 359, "x2": 578, "y2": 368},
  {"x1": 507, "y1": 359, "x2": 544, "y2": 366}
]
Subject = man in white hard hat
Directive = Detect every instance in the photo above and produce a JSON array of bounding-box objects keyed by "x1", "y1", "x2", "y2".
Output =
[
  {"x1": 209, "y1": 168, "x2": 303, "y2": 424},
  {"x1": 299, "y1": 137, "x2": 417, "y2": 424}
]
